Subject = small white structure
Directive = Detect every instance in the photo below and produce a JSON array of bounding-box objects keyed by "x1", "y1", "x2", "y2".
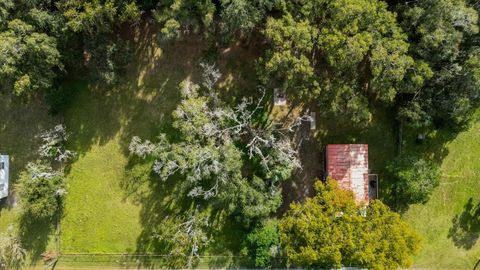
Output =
[
  {"x1": 310, "y1": 111, "x2": 316, "y2": 130},
  {"x1": 0, "y1": 155, "x2": 9, "y2": 199},
  {"x1": 273, "y1": 88, "x2": 287, "y2": 106}
]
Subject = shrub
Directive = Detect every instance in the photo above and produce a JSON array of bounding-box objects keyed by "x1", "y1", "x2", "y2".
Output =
[
  {"x1": 246, "y1": 219, "x2": 281, "y2": 267},
  {"x1": 387, "y1": 155, "x2": 440, "y2": 205},
  {"x1": 16, "y1": 162, "x2": 67, "y2": 220}
]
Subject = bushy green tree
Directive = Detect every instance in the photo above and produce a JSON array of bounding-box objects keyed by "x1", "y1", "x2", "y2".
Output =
[
  {"x1": 0, "y1": 0, "x2": 13, "y2": 26},
  {"x1": 279, "y1": 179, "x2": 421, "y2": 269},
  {"x1": 0, "y1": 19, "x2": 62, "y2": 95},
  {"x1": 246, "y1": 219, "x2": 281, "y2": 268},
  {"x1": 400, "y1": 0, "x2": 478, "y2": 63},
  {"x1": 16, "y1": 162, "x2": 67, "y2": 220},
  {"x1": 120, "y1": 1, "x2": 141, "y2": 25},
  {"x1": 152, "y1": 0, "x2": 215, "y2": 39},
  {"x1": 219, "y1": 0, "x2": 276, "y2": 42},
  {"x1": 57, "y1": 0, "x2": 141, "y2": 34},
  {"x1": 387, "y1": 156, "x2": 440, "y2": 205}
]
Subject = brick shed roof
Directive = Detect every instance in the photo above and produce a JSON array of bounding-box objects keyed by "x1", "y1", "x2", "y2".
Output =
[{"x1": 326, "y1": 144, "x2": 369, "y2": 203}]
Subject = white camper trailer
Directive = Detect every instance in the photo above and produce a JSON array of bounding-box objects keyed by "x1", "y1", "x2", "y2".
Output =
[{"x1": 0, "y1": 155, "x2": 9, "y2": 199}]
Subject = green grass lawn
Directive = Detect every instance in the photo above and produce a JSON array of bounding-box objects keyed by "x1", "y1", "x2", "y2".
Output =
[
  {"x1": 402, "y1": 117, "x2": 480, "y2": 269},
  {"x1": 61, "y1": 137, "x2": 141, "y2": 253}
]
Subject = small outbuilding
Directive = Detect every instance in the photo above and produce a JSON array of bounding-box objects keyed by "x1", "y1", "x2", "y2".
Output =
[
  {"x1": 0, "y1": 155, "x2": 9, "y2": 199},
  {"x1": 326, "y1": 144, "x2": 377, "y2": 204},
  {"x1": 273, "y1": 88, "x2": 287, "y2": 106}
]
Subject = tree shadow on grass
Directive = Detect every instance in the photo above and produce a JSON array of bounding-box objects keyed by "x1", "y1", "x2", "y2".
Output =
[
  {"x1": 18, "y1": 213, "x2": 55, "y2": 264},
  {"x1": 279, "y1": 112, "x2": 322, "y2": 215},
  {"x1": 448, "y1": 198, "x2": 480, "y2": 249},
  {"x1": 121, "y1": 157, "x2": 250, "y2": 268},
  {"x1": 205, "y1": 214, "x2": 253, "y2": 269},
  {"x1": 64, "y1": 21, "x2": 206, "y2": 160},
  {"x1": 120, "y1": 157, "x2": 198, "y2": 268},
  {"x1": 0, "y1": 92, "x2": 60, "y2": 190},
  {"x1": 0, "y1": 92, "x2": 60, "y2": 264},
  {"x1": 384, "y1": 125, "x2": 458, "y2": 212}
]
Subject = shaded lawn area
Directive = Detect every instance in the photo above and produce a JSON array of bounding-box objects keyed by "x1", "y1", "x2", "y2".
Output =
[
  {"x1": 61, "y1": 33, "x2": 203, "y2": 253},
  {"x1": 402, "y1": 116, "x2": 480, "y2": 269},
  {"x1": 0, "y1": 93, "x2": 60, "y2": 263}
]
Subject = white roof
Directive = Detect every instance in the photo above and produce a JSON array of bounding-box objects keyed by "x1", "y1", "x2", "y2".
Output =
[{"x1": 0, "y1": 155, "x2": 9, "y2": 199}]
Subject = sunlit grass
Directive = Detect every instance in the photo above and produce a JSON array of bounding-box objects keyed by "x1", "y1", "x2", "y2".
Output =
[{"x1": 403, "y1": 117, "x2": 480, "y2": 269}]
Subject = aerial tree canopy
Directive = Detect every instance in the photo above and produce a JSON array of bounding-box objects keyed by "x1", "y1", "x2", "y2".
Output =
[
  {"x1": 260, "y1": 0, "x2": 418, "y2": 125},
  {"x1": 16, "y1": 162, "x2": 67, "y2": 220},
  {"x1": 219, "y1": 0, "x2": 276, "y2": 42},
  {"x1": 57, "y1": 0, "x2": 141, "y2": 34},
  {"x1": 387, "y1": 155, "x2": 440, "y2": 206},
  {"x1": 152, "y1": 0, "x2": 216, "y2": 39},
  {"x1": 246, "y1": 219, "x2": 281, "y2": 268},
  {"x1": 280, "y1": 179, "x2": 422, "y2": 270},
  {"x1": 129, "y1": 64, "x2": 306, "y2": 226},
  {"x1": 0, "y1": 19, "x2": 61, "y2": 95},
  {"x1": 397, "y1": 0, "x2": 480, "y2": 129}
]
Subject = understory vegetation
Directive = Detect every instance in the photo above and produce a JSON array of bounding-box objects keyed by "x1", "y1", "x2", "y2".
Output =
[{"x1": 0, "y1": 0, "x2": 479, "y2": 269}]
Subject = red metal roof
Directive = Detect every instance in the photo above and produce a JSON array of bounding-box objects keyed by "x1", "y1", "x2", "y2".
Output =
[{"x1": 326, "y1": 144, "x2": 369, "y2": 203}]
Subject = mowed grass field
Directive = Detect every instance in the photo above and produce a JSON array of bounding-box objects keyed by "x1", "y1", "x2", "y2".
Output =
[{"x1": 403, "y1": 116, "x2": 480, "y2": 269}]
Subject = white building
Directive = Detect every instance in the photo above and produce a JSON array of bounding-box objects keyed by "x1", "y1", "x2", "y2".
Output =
[{"x1": 0, "y1": 155, "x2": 9, "y2": 199}]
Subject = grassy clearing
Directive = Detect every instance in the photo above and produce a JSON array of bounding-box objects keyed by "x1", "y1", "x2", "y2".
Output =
[
  {"x1": 402, "y1": 117, "x2": 480, "y2": 269},
  {"x1": 61, "y1": 137, "x2": 141, "y2": 253}
]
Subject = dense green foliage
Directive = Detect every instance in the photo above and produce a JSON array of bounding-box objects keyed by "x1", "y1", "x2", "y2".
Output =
[
  {"x1": 280, "y1": 179, "x2": 422, "y2": 270},
  {"x1": 246, "y1": 219, "x2": 281, "y2": 267},
  {"x1": 16, "y1": 162, "x2": 66, "y2": 220},
  {"x1": 0, "y1": 19, "x2": 61, "y2": 95},
  {"x1": 387, "y1": 155, "x2": 440, "y2": 205},
  {"x1": 57, "y1": 0, "x2": 141, "y2": 34},
  {"x1": 397, "y1": 0, "x2": 480, "y2": 129},
  {"x1": 261, "y1": 0, "x2": 418, "y2": 124}
]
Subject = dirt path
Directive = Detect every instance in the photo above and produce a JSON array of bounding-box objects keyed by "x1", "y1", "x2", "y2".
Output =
[{"x1": 279, "y1": 118, "x2": 323, "y2": 214}]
